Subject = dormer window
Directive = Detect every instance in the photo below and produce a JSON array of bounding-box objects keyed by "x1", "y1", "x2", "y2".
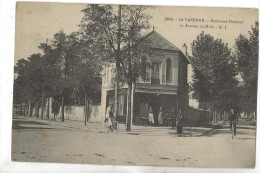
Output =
[{"x1": 166, "y1": 58, "x2": 172, "y2": 82}]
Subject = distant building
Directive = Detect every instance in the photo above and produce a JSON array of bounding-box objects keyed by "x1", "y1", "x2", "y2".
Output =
[{"x1": 100, "y1": 30, "x2": 189, "y2": 124}]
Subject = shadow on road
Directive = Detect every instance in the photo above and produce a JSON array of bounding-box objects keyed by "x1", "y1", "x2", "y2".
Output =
[
  {"x1": 12, "y1": 118, "x2": 52, "y2": 130},
  {"x1": 202, "y1": 120, "x2": 256, "y2": 137}
]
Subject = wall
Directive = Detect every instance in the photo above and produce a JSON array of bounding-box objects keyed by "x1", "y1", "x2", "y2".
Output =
[
  {"x1": 31, "y1": 98, "x2": 103, "y2": 123},
  {"x1": 55, "y1": 104, "x2": 102, "y2": 123}
]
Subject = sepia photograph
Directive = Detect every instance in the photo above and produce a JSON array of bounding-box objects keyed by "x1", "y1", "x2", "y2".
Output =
[{"x1": 10, "y1": 1, "x2": 258, "y2": 170}]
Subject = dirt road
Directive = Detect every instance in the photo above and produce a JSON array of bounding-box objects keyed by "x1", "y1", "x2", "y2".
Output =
[{"x1": 12, "y1": 117, "x2": 256, "y2": 168}]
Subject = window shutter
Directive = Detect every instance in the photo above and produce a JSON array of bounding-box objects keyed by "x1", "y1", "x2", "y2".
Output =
[
  {"x1": 173, "y1": 68, "x2": 178, "y2": 85},
  {"x1": 173, "y1": 55, "x2": 179, "y2": 85},
  {"x1": 161, "y1": 61, "x2": 166, "y2": 84}
]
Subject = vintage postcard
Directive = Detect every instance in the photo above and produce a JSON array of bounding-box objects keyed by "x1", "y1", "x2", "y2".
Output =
[{"x1": 12, "y1": 1, "x2": 258, "y2": 169}]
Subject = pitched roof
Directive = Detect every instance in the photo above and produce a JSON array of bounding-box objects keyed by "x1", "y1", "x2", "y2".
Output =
[
  {"x1": 139, "y1": 30, "x2": 181, "y2": 52},
  {"x1": 121, "y1": 30, "x2": 189, "y2": 63}
]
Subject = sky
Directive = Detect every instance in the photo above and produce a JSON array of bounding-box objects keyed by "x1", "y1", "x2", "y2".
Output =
[{"x1": 14, "y1": 2, "x2": 258, "y2": 82}]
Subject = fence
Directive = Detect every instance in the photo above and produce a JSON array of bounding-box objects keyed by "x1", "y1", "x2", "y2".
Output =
[{"x1": 184, "y1": 107, "x2": 211, "y2": 126}]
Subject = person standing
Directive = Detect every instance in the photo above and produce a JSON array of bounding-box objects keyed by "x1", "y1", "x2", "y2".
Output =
[
  {"x1": 158, "y1": 107, "x2": 164, "y2": 126},
  {"x1": 176, "y1": 109, "x2": 184, "y2": 135},
  {"x1": 105, "y1": 104, "x2": 114, "y2": 132},
  {"x1": 148, "y1": 107, "x2": 154, "y2": 126}
]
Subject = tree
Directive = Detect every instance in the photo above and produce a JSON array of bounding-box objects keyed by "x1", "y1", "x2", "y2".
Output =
[
  {"x1": 120, "y1": 5, "x2": 152, "y2": 130},
  {"x1": 80, "y1": 4, "x2": 123, "y2": 121},
  {"x1": 14, "y1": 53, "x2": 56, "y2": 118},
  {"x1": 48, "y1": 30, "x2": 79, "y2": 121},
  {"x1": 234, "y1": 21, "x2": 258, "y2": 114},
  {"x1": 69, "y1": 36, "x2": 103, "y2": 125},
  {"x1": 190, "y1": 68, "x2": 211, "y2": 111},
  {"x1": 190, "y1": 32, "x2": 239, "y2": 112},
  {"x1": 14, "y1": 58, "x2": 35, "y2": 116},
  {"x1": 80, "y1": 4, "x2": 152, "y2": 131},
  {"x1": 14, "y1": 30, "x2": 102, "y2": 122},
  {"x1": 38, "y1": 40, "x2": 62, "y2": 119},
  {"x1": 14, "y1": 59, "x2": 31, "y2": 104},
  {"x1": 46, "y1": 30, "x2": 103, "y2": 123}
]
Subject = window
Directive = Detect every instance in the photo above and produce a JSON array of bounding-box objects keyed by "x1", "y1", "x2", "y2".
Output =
[
  {"x1": 141, "y1": 56, "x2": 150, "y2": 82},
  {"x1": 166, "y1": 58, "x2": 172, "y2": 82},
  {"x1": 151, "y1": 62, "x2": 160, "y2": 84}
]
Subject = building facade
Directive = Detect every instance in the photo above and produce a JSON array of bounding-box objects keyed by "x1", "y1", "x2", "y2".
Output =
[{"x1": 100, "y1": 31, "x2": 189, "y2": 125}]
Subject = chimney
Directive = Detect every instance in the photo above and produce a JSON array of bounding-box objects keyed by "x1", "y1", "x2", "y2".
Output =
[{"x1": 182, "y1": 43, "x2": 188, "y2": 57}]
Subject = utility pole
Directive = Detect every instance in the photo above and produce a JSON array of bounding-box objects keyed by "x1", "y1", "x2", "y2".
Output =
[{"x1": 114, "y1": 5, "x2": 121, "y2": 120}]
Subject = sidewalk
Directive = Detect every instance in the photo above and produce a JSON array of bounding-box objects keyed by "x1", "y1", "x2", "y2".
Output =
[{"x1": 19, "y1": 116, "x2": 216, "y2": 137}]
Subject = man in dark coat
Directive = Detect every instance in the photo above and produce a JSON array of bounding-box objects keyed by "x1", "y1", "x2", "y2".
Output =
[
  {"x1": 176, "y1": 110, "x2": 184, "y2": 135},
  {"x1": 229, "y1": 109, "x2": 238, "y2": 135}
]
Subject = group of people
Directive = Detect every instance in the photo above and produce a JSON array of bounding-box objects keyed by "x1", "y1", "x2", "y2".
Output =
[
  {"x1": 105, "y1": 104, "x2": 239, "y2": 136},
  {"x1": 105, "y1": 104, "x2": 184, "y2": 134},
  {"x1": 148, "y1": 107, "x2": 184, "y2": 135}
]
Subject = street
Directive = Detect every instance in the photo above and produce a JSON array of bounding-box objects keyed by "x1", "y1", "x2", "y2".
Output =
[{"x1": 12, "y1": 116, "x2": 256, "y2": 168}]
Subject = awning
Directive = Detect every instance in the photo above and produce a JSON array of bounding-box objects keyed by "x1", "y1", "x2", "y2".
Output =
[{"x1": 135, "y1": 88, "x2": 177, "y2": 95}]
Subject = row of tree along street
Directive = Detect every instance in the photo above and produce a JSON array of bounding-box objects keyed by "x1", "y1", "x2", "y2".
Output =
[
  {"x1": 13, "y1": 4, "x2": 258, "y2": 131},
  {"x1": 190, "y1": 22, "x2": 258, "y2": 118},
  {"x1": 14, "y1": 5, "x2": 152, "y2": 131}
]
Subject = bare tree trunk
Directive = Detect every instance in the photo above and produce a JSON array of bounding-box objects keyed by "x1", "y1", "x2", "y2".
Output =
[
  {"x1": 28, "y1": 99, "x2": 32, "y2": 117},
  {"x1": 114, "y1": 5, "x2": 121, "y2": 120},
  {"x1": 36, "y1": 101, "x2": 39, "y2": 118},
  {"x1": 61, "y1": 94, "x2": 64, "y2": 122},
  {"x1": 46, "y1": 97, "x2": 50, "y2": 119},
  {"x1": 126, "y1": 81, "x2": 132, "y2": 131},
  {"x1": 114, "y1": 72, "x2": 119, "y2": 119},
  {"x1": 87, "y1": 98, "x2": 90, "y2": 122},
  {"x1": 203, "y1": 108, "x2": 206, "y2": 123},
  {"x1": 212, "y1": 111, "x2": 215, "y2": 123},
  {"x1": 209, "y1": 111, "x2": 211, "y2": 124},
  {"x1": 41, "y1": 85, "x2": 45, "y2": 119},
  {"x1": 130, "y1": 82, "x2": 135, "y2": 126},
  {"x1": 84, "y1": 88, "x2": 87, "y2": 126}
]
